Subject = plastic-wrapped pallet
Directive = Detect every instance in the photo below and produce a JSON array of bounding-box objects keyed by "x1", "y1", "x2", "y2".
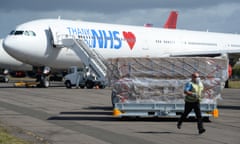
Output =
[{"x1": 107, "y1": 57, "x2": 228, "y2": 104}]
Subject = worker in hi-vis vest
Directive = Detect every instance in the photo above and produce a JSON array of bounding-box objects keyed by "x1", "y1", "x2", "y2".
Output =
[{"x1": 177, "y1": 72, "x2": 206, "y2": 134}]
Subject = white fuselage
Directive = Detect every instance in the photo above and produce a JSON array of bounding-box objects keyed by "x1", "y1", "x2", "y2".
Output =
[
  {"x1": 3, "y1": 19, "x2": 240, "y2": 69},
  {"x1": 0, "y1": 39, "x2": 32, "y2": 71}
]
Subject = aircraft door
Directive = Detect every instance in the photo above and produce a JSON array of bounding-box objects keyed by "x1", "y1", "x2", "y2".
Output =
[
  {"x1": 45, "y1": 28, "x2": 55, "y2": 49},
  {"x1": 47, "y1": 27, "x2": 64, "y2": 48},
  {"x1": 44, "y1": 27, "x2": 63, "y2": 57}
]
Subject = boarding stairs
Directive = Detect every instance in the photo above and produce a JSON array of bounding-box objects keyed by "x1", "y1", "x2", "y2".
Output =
[{"x1": 54, "y1": 34, "x2": 107, "y2": 83}]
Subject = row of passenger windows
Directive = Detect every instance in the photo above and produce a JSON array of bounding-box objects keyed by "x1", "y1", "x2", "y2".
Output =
[
  {"x1": 156, "y1": 39, "x2": 216, "y2": 46},
  {"x1": 155, "y1": 40, "x2": 175, "y2": 44},
  {"x1": 155, "y1": 39, "x2": 240, "y2": 48},
  {"x1": 188, "y1": 42, "x2": 217, "y2": 46},
  {"x1": 9, "y1": 30, "x2": 36, "y2": 36}
]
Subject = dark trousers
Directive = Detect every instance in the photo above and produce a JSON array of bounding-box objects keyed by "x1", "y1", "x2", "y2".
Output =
[{"x1": 178, "y1": 101, "x2": 204, "y2": 131}]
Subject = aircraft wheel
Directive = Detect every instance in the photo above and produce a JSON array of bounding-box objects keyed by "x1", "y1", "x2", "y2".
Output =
[
  {"x1": 43, "y1": 79, "x2": 50, "y2": 88},
  {"x1": 36, "y1": 75, "x2": 49, "y2": 88},
  {"x1": 4, "y1": 77, "x2": 9, "y2": 83}
]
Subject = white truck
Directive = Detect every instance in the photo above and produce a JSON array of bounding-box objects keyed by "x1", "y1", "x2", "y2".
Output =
[{"x1": 64, "y1": 66, "x2": 106, "y2": 89}]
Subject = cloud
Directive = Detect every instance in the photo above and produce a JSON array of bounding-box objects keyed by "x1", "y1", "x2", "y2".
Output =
[
  {"x1": 0, "y1": 0, "x2": 240, "y2": 38},
  {"x1": 1, "y1": 0, "x2": 239, "y2": 12},
  {"x1": 178, "y1": 3, "x2": 240, "y2": 33}
]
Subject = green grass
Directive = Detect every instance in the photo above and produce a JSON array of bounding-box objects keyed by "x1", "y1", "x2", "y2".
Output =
[
  {"x1": 229, "y1": 80, "x2": 240, "y2": 88},
  {"x1": 0, "y1": 126, "x2": 30, "y2": 144}
]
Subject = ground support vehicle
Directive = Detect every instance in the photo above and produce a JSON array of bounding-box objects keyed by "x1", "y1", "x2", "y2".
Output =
[
  {"x1": 64, "y1": 66, "x2": 105, "y2": 89},
  {"x1": 14, "y1": 81, "x2": 40, "y2": 88}
]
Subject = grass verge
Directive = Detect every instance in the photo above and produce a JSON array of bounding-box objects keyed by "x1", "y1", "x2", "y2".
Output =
[
  {"x1": 229, "y1": 80, "x2": 240, "y2": 88},
  {"x1": 0, "y1": 125, "x2": 30, "y2": 144}
]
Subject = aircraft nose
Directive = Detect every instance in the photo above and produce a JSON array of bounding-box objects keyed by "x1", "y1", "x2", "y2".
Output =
[{"x1": 2, "y1": 36, "x2": 21, "y2": 56}]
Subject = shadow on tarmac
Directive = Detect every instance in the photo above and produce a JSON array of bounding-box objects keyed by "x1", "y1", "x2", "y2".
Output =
[
  {"x1": 47, "y1": 106, "x2": 211, "y2": 122},
  {"x1": 218, "y1": 105, "x2": 240, "y2": 110},
  {"x1": 136, "y1": 131, "x2": 199, "y2": 136}
]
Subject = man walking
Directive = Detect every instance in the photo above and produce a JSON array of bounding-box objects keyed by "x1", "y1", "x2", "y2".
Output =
[{"x1": 177, "y1": 72, "x2": 206, "y2": 134}]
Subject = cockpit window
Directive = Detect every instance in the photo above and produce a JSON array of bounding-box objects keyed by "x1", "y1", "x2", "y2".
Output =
[
  {"x1": 14, "y1": 31, "x2": 24, "y2": 35},
  {"x1": 27, "y1": 31, "x2": 36, "y2": 36},
  {"x1": 23, "y1": 31, "x2": 30, "y2": 36},
  {"x1": 9, "y1": 30, "x2": 36, "y2": 36},
  {"x1": 9, "y1": 30, "x2": 15, "y2": 35}
]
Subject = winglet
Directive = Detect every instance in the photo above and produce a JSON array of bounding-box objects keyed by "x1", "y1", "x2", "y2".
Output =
[{"x1": 164, "y1": 11, "x2": 178, "y2": 29}]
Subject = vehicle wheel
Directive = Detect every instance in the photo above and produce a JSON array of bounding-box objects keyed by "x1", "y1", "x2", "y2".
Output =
[
  {"x1": 65, "y1": 81, "x2": 72, "y2": 88},
  {"x1": 86, "y1": 80, "x2": 94, "y2": 89}
]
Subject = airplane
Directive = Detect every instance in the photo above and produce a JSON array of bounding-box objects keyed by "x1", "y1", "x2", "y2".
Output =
[
  {"x1": 0, "y1": 11, "x2": 178, "y2": 86},
  {"x1": 3, "y1": 16, "x2": 240, "y2": 87},
  {"x1": 0, "y1": 39, "x2": 32, "y2": 82}
]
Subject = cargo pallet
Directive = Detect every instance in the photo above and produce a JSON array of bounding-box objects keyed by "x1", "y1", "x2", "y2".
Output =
[{"x1": 113, "y1": 102, "x2": 219, "y2": 118}]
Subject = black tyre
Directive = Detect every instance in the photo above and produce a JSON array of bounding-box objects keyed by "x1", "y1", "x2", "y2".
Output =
[
  {"x1": 42, "y1": 79, "x2": 50, "y2": 88},
  {"x1": 65, "y1": 81, "x2": 72, "y2": 88},
  {"x1": 86, "y1": 80, "x2": 94, "y2": 89},
  {"x1": 4, "y1": 77, "x2": 9, "y2": 83}
]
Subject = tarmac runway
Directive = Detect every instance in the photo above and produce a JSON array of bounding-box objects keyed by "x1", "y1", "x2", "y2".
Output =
[{"x1": 0, "y1": 82, "x2": 239, "y2": 144}]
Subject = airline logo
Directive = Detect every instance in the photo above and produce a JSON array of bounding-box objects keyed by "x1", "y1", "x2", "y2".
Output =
[
  {"x1": 66, "y1": 27, "x2": 136, "y2": 50},
  {"x1": 123, "y1": 31, "x2": 135, "y2": 50}
]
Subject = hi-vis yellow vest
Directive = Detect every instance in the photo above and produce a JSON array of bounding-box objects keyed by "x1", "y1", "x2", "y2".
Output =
[{"x1": 185, "y1": 82, "x2": 204, "y2": 102}]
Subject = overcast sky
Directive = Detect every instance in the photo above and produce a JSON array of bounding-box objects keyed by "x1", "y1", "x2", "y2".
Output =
[{"x1": 0, "y1": 0, "x2": 240, "y2": 38}]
